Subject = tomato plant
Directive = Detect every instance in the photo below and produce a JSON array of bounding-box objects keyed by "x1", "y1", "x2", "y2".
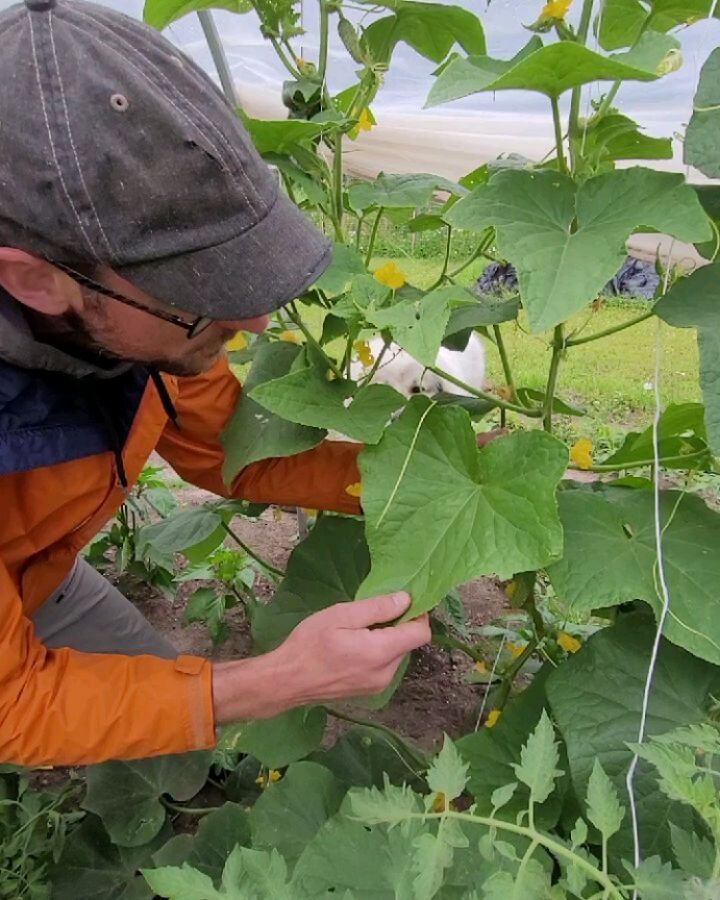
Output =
[{"x1": 43, "y1": 0, "x2": 720, "y2": 896}]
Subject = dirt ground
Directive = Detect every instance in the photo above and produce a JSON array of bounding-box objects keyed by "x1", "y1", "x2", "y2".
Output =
[{"x1": 120, "y1": 469, "x2": 508, "y2": 753}]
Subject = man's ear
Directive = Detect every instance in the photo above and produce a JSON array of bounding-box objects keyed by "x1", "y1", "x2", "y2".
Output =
[{"x1": 0, "y1": 248, "x2": 80, "y2": 316}]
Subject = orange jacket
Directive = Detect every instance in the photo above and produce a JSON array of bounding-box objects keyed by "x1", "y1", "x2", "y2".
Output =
[{"x1": 0, "y1": 355, "x2": 360, "y2": 767}]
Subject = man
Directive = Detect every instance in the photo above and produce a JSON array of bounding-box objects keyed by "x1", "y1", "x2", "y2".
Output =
[{"x1": 0, "y1": 0, "x2": 430, "y2": 767}]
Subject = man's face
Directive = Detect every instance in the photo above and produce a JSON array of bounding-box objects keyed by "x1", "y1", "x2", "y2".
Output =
[{"x1": 44, "y1": 266, "x2": 270, "y2": 376}]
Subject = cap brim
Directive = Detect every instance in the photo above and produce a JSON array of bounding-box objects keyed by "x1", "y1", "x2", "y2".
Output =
[{"x1": 115, "y1": 192, "x2": 332, "y2": 319}]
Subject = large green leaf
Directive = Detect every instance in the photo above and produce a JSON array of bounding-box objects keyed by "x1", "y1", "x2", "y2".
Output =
[
  {"x1": 249, "y1": 762, "x2": 347, "y2": 866},
  {"x1": 347, "y1": 173, "x2": 466, "y2": 213},
  {"x1": 655, "y1": 263, "x2": 720, "y2": 455},
  {"x1": 224, "y1": 706, "x2": 328, "y2": 769},
  {"x1": 360, "y1": 0, "x2": 485, "y2": 65},
  {"x1": 546, "y1": 612, "x2": 720, "y2": 864},
  {"x1": 221, "y1": 343, "x2": 324, "y2": 482},
  {"x1": 548, "y1": 485, "x2": 720, "y2": 664},
  {"x1": 83, "y1": 751, "x2": 212, "y2": 847},
  {"x1": 357, "y1": 399, "x2": 567, "y2": 617},
  {"x1": 309, "y1": 726, "x2": 426, "y2": 789},
  {"x1": 51, "y1": 815, "x2": 170, "y2": 900},
  {"x1": 685, "y1": 47, "x2": 720, "y2": 179},
  {"x1": 241, "y1": 116, "x2": 326, "y2": 156},
  {"x1": 152, "y1": 803, "x2": 251, "y2": 883},
  {"x1": 598, "y1": 0, "x2": 718, "y2": 50},
  {"x1": 250, "y1": 365, "x2": 405, "y2": 443},
  {"x1": 313, "y1": 243, "x2": 368, "y2": 297},
  {"x1": 365, "y1": 285, "x2": 455, "y2": 366},
  {"x1": 447, "y1": 168, "x2": 711, "y2": 333},
  {"x1": 427, "y1": 31, "x2": 680, "y2": 106},
  {"x1": 143, "y1": 0, "x2": 251, "y2": 29},
  {"x1": 252, "y1": 517, "x2": 370, "y2": 652}
]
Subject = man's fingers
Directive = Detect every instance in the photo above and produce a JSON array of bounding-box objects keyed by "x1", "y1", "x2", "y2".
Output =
[
  {"x1": 373, "y1": 613, "x2": 431, "y2": 658},
  {"x1": 329, "y1": 592, "x2": 411, "y2": 629}
]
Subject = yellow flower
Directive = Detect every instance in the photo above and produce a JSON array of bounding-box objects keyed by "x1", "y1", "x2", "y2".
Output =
[
  {"x1": 301, "y1": 508, "x2": 317, "y2": 517},
  {"x1": 570, "y1": 437, "x2": 593, "y2": 470},
  {"x1": 353, "y1": 340, "x2": 375, "y2": 368},
  {"x1": 541, "y1": 0, "x2": 572, "y2": 18},
  {"x1": 326, "y1": 369, "x2": 338, "y2": 381},
  {"x1": 504, "y1": 580, "x2": 517, "y2": 600},
  {"x1": 431, "y1": 791, "x2": 447, "y2": 813},
  {"x1": 226, "y1": 331, "x2": 248, "y2": 351},
  {"x1": 272, "y1": 507, "x2": 283, "y2": 522},
  {"x1": 345, "y1": 482, "x2": 362, "y2": 498},
  {"x1": 374, "y1": 260, "x2": 406, "y2": 290},
  {"x1": 279, "y1": 329, "x2": 300, "y2": 343},
  {"x1": 255, "y1": 768, "x2": 283, "y2": 788},
  {"x1": 497, "y1": 385, "x2": 513, "y2": 401},
  {"x1": 485, "y1": 708, "x2": 502, "y2": 728},
  {"x1": 557, "y1": 631, "x2": 582, "y2": 654},
  {"x1": 357, "y1": 108, "x2": 374, "y2": 132},
  {"x1": 506, "y1": 641, "x2": 526, "y2": 658},
  {"x1": 474, "y1": 659, "x2": 488, "y2": 674}
]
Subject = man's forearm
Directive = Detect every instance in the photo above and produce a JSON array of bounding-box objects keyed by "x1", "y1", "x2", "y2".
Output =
[{"x1": 211, "y1": 649, "x2": 310, "y2": 724}]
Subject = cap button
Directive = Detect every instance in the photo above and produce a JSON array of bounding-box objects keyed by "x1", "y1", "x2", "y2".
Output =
[{"x1": 25, "y1": 0, "x2": 57, "y2": 10}]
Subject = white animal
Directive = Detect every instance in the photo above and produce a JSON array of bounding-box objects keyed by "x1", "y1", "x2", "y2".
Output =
[{"x1": 351, "y1": 332, "x2": 486, "y2": 398}]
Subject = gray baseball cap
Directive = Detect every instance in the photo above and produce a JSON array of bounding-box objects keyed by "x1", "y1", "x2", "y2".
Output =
[{"x1": 0, "y1": 0, "x2": 331, "y2": 319}]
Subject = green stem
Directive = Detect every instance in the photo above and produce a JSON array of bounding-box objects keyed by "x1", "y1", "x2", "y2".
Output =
[
  {"x1": 360, "y1": 337, "x2": 391, "y2": 385},
  {"x1": 331, "y1": 132, "x2": 345, "y2": 242},
  {"x1": 326, "y1": 707, "x2": 428, "y2": 772},
  {"x1": 565, "y1": 309, "x2": 654, "y2": 347},
  {"x1": 286, "y1": 303, "x2": 343, "y2": 378},
  {"x1": 596, "y1": 81, "x2": 621, "y2": 119},
  {"x1": 364, "y1": 207, "x2": 384, "y2": 266},
  {"x1": 355, "y1": 214, "x2": 365, "y2": 250},
  {"x1": 446, "y1": 228, "x2": 494, "y2": 280},
  {"x1": 318, "y1": 0, "x2": 330, "y2": 85},
  {"x1": 268, "y1": 35, "x2": 302, "y2": 79},
  {"x1": 161, "y1": 798, "x2": 221, "y2": 817},
  {"x1": 494, "y1": 638, "x2": 539, "y2": 709},
  {"x1": 568, "y1": 0, "x2": 595, "y2": 171},
  {"x1": 574, "y1": 446, "x2": 708, "y2": 473},
  {"x1": 221, "y1": 523, "x2": 285, "y2": 579},
  {"x1": 542, "y1": 325, "x2": 564, "y2": 433},
  {"x1": 429, "y1": 365, "x2": 543, "y2": 417},
  {"x1": 429, "y1": 225, "x2": 453, "y2": 289},
  {"x1": 405, "y1": 810, "x2": 624, "y2": 899},
  {"x1": 550, "y1": 96, "x2": 568, "y2": 175},
  {"x1": 432, "y1": 632, "x2": 487, "y2": 664},
  {"x1": 493, "y1": 324, "x2": 518, "y2": 402}
]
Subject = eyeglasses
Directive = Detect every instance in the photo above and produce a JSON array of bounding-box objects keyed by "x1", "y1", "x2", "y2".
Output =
[{"x1": 52, "y1": 262, "x2": 214, "y2": 339}]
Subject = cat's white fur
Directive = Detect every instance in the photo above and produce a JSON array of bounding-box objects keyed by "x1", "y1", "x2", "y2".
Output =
[{"x1": 351, "y1": 332, "x2": 486, "y2": 398}]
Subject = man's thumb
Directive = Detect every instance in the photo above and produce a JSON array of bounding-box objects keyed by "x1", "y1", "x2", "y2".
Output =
[{"x1": 340, "y1": 591, "x2": 411, "y2": 628}]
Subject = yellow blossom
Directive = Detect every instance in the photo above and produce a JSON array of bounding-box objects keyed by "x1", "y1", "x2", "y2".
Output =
[
  {"x1": 485, "y1": 708, "x2": 502, "y2": 728},
  {"x1": 557, "y1": 631, "x2": 582, "y2": 654},
  {"x1": 506, "y1": 641, "x2": 526, "y2": 658},
  {"x1": 374, "y1": 260, "x2": 406, "y2": 290},
  {"x1": 504, "y1": 580, "x2": 517, "y2": 600},
  {"x1": 570, "y1": 437, "x2": 593, "y2": 470},
  {"x1": 272, "y1": 507, "x2": 283, "y2": 522},
  {"x1": 301, "y1": 508, "x2": 317, "y2": 517},
  {"x1": 474, "y1": 659, "x2": 488, "y2": 673},
  {"x1": 255, "y1": 768, "x2": 283, "y2": 788},
  {"x1": 225, "y1": 332, "x2": 247, "y2": 351},
  {"x1": 326, "y1": 369, "x2": 338, "y2": 381},
  {"x1": 431, "y1": 791, "x2": 447, "y2": 812},
  {"x1": 353, "y1": 340, "x2": 375, "y2": 368},
  {"x1": 345, "y1": 482, "x2": 362, "y2": 498},
  {"x1": 540, "y1": 0, "x2": 572, "y2": 18},
  {"x1": 497, "y1": 385, "x2": 513, "y2": 401},
  {"x1": 279, "y1": 329, "x2": 300, "y2": 343},
  {"x1": 357, "y1": 108, "x2": 374, "y2": 132}
]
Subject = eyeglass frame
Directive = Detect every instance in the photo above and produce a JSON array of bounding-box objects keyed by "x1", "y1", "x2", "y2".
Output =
[{"x1": 51, "y1": 261, "x2": 214, "y2": 339}]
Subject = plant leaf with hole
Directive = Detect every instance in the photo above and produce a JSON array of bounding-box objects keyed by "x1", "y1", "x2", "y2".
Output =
[
  {"x1": 547, "y1": 485, "x2": 720, "y2": 664},
  {"x1": 447, "y1": 168, "x2": 710, "y2": 333},
  {"x1": 357, "y1": 398, "x2": 566, "y2": 617}
]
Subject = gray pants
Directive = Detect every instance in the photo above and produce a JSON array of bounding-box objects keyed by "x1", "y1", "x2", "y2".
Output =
[{"x1": 32, "y1": 558, "x2": 177, "y2": 659}]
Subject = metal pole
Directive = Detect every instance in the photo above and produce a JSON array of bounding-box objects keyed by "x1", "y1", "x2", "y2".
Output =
[{"x1": 197, "y1": 10, "x2": 240, "y2": 108}]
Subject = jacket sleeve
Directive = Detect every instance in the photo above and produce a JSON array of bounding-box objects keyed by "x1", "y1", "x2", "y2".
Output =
[
  {"x1": 0, "y1": 562, "x2": 216, "y2": 767},
  {"x1": 155, "y1": 356, "x2": 363, "y2": 515}
]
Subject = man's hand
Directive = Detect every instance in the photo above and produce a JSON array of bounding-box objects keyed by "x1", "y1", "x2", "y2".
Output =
[{"x1": 212, "y1": 592, "x2": 430, "y2": 725}]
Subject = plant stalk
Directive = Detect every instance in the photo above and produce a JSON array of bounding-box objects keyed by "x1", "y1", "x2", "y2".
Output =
[
  {"x1": 286, "y1": 303, "x2": 343, "y2": 378},
  {"x1": 565, "y1": 309, "x2": 654, "y2": 347},
  {"x1": 493, "y1": 324, "x2": 518, "y2": 402},
  {"x1": 221, "y1": 523, "x2": 285, "y2": 579},
  {"x1": 542, "y1": 325, "x2": 564, "y2": 433},
  {"x1": 550, "y1": 96, "x2": 568, "y2": 175},
  {"x1": 573, "y1": 446, "x2": 708, "y2": 473},
  {"x1": 365, "y1": 207, "x2": 384, "y2": 266},
  {"x1": 326, "y1": 707, "x2": 428, "y2": 772},
  {"x1": 429, "y1": 365, "x2": 543, "y2": 417}
]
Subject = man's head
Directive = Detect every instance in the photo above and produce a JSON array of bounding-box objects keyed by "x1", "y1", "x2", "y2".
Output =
[
  {"x1": 0, "y1": 0, "x2": 330, "y2": 375},
  {"x1": 0, "y1": 248, "x2": 270, "y2": 376}
]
